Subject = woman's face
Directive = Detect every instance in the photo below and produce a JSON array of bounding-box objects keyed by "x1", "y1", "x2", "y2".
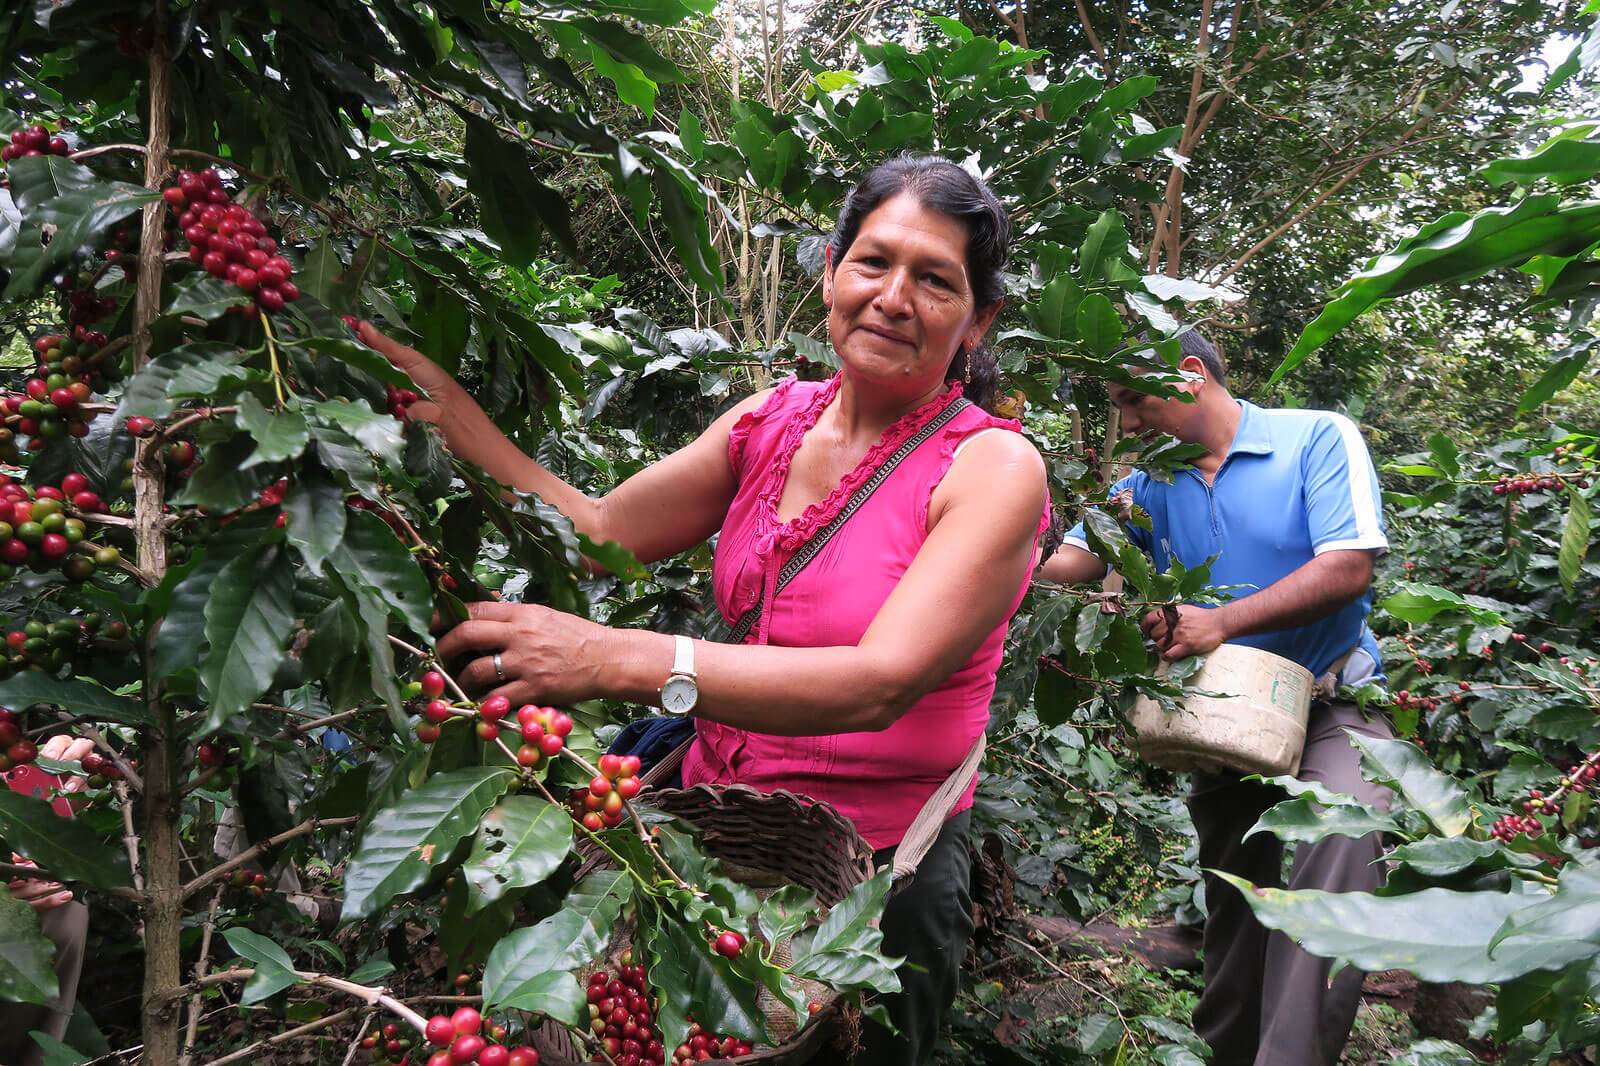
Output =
[{"x1": 824, "y1": 193, "x2": 1000, "y2": 396}]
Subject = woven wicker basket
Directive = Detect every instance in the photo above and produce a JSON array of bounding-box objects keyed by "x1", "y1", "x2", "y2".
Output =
[{"x1": 530, "y1": 783, "x2": 878, "y2": 1066}]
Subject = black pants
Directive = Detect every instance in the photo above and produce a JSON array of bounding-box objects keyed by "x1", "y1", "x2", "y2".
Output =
[
  {"x1": 850, "y1": 810, "x2": 973, "y2": 1066},
  {"x1": 1188, "y1": 702, "x2": 1394, "y2": 1065}
]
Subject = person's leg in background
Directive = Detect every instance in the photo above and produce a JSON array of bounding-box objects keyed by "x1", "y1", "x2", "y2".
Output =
[
  {"x1": 1255, "y1": 703, "x2": 1394, "y2": 1065},
  {"x1": 0, "y1": 899, "x2": 89, "y2": 1066}
]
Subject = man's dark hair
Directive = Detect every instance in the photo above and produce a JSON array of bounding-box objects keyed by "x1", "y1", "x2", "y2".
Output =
[
  {"x1": 1178, "y1": 328, "x2": 1227, "y2": 386},
  {"x1": 827, "y1": 154, "x2": 1010, "y2": 411}
]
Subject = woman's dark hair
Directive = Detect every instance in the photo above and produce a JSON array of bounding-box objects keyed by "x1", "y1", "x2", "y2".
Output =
[{"x1": 827, "y1": 154, "x2": 1010, "y2": 412}]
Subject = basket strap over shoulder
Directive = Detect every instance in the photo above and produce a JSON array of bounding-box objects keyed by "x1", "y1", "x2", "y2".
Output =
[
  {"x1": 726, "y1": 396, "x2": 973, "y2": 645},
  {"x1": 890, "y1": 732, "x2": 985, "y2": 882}
]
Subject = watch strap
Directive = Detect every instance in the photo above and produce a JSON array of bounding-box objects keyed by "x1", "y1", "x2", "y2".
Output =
[{"x1": 672, "y1": 634, "x2": 695, "y2": 678}]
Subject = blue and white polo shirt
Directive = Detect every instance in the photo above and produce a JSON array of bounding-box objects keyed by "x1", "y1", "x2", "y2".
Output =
[{"x1": 1065, "y1": 400, "x2": 1388, "y2": 680}]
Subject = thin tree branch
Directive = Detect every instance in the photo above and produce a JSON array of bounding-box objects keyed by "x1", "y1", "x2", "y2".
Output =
[{"x1": 181, "y1": 816, "x2": 358, "y2": 899}]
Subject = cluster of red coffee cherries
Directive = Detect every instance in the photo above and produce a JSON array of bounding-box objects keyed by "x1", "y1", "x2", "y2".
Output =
[
  {"x1": 76, "y1": 750, "x2": 126, "y2": 788},
  {"x1": 2, "y1": 331, "x2": 116, "y2": 453},
  {"x1": 1, "y1": 124, "x2": 69, "y2": 162},
  {"x1": 165, "y1": 168, "x2": 300, "y2": 313},
  {"x1": 1391, "y1": 689, "x2": 1441, "y2": 713},
  {"x1": 0, "y1": 474, "x2": 120, "y2": 581},
  {"x1": 413, "y1": 1007, "x2": 539, "y2": 1066},
  {"x1": 0, "y1": 708, "x2": 38, "y2": 772},
  {"x1": 227, "y1": 867, "x2": 269, "y2": 899},
  {"x1": 566, "y1": 754, "x2": 642, "y2": 832},
  {"x1": 2, "y1": 612, "x2": 128, "y2": 679},
  {"x1": 584, "y1": 959, "x2": 754, "y2": 1065},
  {"x1": 385, "y1": 383, "x2": 421, "y2": 422},
  {"x1": 1493, "y1": 472, "x2": 1589, "y2": 495},
  {"x1": 1492, "y1": 754, "x2": 1600, "y2": 843}
]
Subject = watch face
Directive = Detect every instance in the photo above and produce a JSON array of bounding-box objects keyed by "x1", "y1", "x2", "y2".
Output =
[{"x1": 661, "y1": 675, "x2": 698, "y2": 715}]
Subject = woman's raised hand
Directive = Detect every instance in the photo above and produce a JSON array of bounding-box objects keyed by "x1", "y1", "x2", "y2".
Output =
[{"x1": 356, "y1": 321, "x2": 485, "y2": 442}]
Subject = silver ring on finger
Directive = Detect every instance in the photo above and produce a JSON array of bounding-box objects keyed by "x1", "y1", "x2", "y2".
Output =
[{"x1": 492, "y1": 651, "x2": 505, "y2": 683}]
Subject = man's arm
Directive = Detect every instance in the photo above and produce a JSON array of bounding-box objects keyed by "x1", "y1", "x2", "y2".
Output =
[
  {"x1": 1037, "y1": 543, "x2": 1109, "y2": 584},
  {"x1": 1141, "y1": 549, "x2": 1376, "y2": 660}
]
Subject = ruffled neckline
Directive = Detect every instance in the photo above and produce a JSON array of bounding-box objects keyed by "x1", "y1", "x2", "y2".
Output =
[{"x1": 761, "y1": 374, "x2": 966, "y2": 552}]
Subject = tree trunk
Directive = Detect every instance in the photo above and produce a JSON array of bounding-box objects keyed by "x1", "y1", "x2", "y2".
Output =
[{"x1": 135, "y1": 19, "x2": 180, "y2": 1066}]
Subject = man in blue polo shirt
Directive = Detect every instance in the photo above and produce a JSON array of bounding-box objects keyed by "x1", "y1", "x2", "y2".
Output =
[{"x1": 1040, "y1": 331, "x2": 1393, "y2": 1066}]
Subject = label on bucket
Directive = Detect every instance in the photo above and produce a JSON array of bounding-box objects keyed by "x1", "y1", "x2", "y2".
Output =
[{"x1": 1269, "y1": 669, "x2": 1308, "y2": 715}]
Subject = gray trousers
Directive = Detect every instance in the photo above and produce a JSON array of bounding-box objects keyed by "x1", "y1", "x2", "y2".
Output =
[
  {"x1": 851, "y1": 809, "x2": 973, "y2": 1066},
  {"x1": 1188, "y1": 702, "x2": 1394, "y2": 1066},
  {"x1": 0, "y1": 901, "x2": 88, "y2": 1066}
]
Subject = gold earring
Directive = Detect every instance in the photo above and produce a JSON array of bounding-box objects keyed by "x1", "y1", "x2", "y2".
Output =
[{"x1": 963, "y1": 349, "x2": 972, "y2": 386}]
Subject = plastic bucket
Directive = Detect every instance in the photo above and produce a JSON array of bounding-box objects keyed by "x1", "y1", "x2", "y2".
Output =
[{"x1": 1129, "y1": 643, "x2": 1314, "y2": 776}]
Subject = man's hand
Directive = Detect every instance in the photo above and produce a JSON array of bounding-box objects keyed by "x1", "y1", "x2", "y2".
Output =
[
  {"x1": 6, "y1": 854, "x2": 72, "y2": 913},
  {"x1": 1141, "y1": 604, "x2": 1230, "y2": 661}
]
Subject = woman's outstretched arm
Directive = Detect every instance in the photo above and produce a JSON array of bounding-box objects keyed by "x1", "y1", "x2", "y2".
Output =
[{"x1": 360, "y1": 322, "x2": 766, "y2": 566}]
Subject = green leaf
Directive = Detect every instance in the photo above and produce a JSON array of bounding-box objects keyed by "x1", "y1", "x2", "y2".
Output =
[
  {"x1": 0, "y1": 790, "x2": 131, "y2": 888},
  {"x1": 1078, "y1": 209, "x2": 1129, "y2": 280},
  {"x1": 222, "y1": 928, "x2": 302, "y2": 1005},
  {"x1": 462, "y1": 795, "x2": 572, "y2": 913},
  {"x1": 1489, "y1": 865, "x2": 1600, "y2": 968},
  {"x1": 651, "y1": 165, "x2": 722, "y2": 295},
  {"x1": 1221, "y1": 873, "x2": 1573, "y2": 983},
  {"x1": 198, "y1": 546, "x2": 296, "y2": 733},
  {"x1": 284, "y1": 336, "x2": 411, "y2": 388},
  {"x1": 1481, "y1": 136, "x2": 1600, "y2": 187},
  {"x1": 327, "y1": 510, "x2": 433, "y2": 639},
  {"x1": 1270, "y1": 197, "x2": 1600, "y2": 385},
  {"x1": 942, "y1": 37, "x2": 1000, "y2": 79},
  {"x1": 1517, "y1": 348, "x2": 1594, "y2": 415},
  {"x1": 649, "y1": 902, "x2": 769, "y2": 1045},
  {"x1": 1077, "y1": 1014, "x2": 1124, "y2": 1054},
  {"x1": 150, "y1": 513, "x2": 277, "y2": 680},
  {"x1": 462, "y1": 111, "x2": 576, "y2": 264},
  {"x1": 0, "y1": 675, "x2": 145, "y2": 726},
  {"x1": 1387, "y1": 836, "x2": 1539, "y2": 878},
  {"x1": 482, "y1": 869, "x2": 629, "y2": 1017},
  {"x1": 162, "y1": 274, "x2": 250, "y2": 321},
  {"x1": 1559, "y1": 489, "x2": 1592, "y2": 595},
  {"x1": 0, "y1": 889, "x2": 60, "y2": 1005},
  {"x1": 788, "y1": 869, "x2": 901, "y2": 993},
  {"x1": 756, "y1": 884, "x2": 820, "y2": 949},
  {"x1": 1379, "y1": 582, "x2": 1505, "y2": 626},
  {"x1": 311, "y1": 400, "x2": 405, "y2": 469},
  {"x1": 1244, "y1": 794, "x2": 1402, "y2": 843},
  {"x1": 116, "y1": 343, "x2": 251, "y2": 420},
  {"x1": 1098, "y1": 75, "x2": 1157, "y2": 113},
  {"x1": 1074, "y1": 604, "x2": 1112, "y2": 654},
  {"x1": 1426, "y1": 433, "x2": 1461, "y2": 480},
  {"x1": 1075, "y1": 293, "x2": 1124, "y2": 356},
  {"x1": 1348, "y1": 734, "x2": 1472, "y2": 837},
  {"x1": 1025, "y1": 275, "x2": 1084, "y2": 339},
  {"x1": 342, "y1": 767, "x2": 518, "y2": 922},
  {"x1": 678, "y1": 107, "x2": 705, "y2": 161},
  {"x1": 283, "y1": 467, "x2": 347, "y2": 576},
  {"x1": 1, "y1": 155, "x2": 161, "y2": 300},
  {"x1": 235, "y1": 394, "x2": 310, "y2": 469}
]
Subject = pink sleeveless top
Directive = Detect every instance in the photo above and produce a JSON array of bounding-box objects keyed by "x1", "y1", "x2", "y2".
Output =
[{"x1": 681, "y1": 374, "x2": 1050, "y2": 849}]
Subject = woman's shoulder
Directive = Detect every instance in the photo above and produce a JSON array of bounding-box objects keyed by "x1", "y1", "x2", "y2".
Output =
[{"x1": 725, "y1": 375, "x2": 831, "y2": 468}]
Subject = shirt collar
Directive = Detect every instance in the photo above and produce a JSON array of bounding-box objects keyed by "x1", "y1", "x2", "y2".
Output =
[{"x1": 1227, "y1": 400, "x2": 1275, "y2": 457}]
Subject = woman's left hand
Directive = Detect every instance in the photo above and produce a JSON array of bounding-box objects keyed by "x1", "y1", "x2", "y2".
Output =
[{"x1": 436, "y1": 602, "x2": 617, "y2": 707}]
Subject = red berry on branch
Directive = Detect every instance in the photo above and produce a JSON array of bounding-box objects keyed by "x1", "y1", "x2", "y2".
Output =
[
  {"x1": 451, "y1": 1007, "x2": 482, "y2": 1036},
  {"x1": 481, "y1": 695, "x2": 511, "y2": 720},
  {"x1": 162, "y1": 187, "x2": 186, "y2": 208},
  {"x1": 712, "y1": 931, "x2": 745, "y2": 958},
  {"x1": 425, "y1": 1016, "x2": 456, "y2": 1047},
  {"x1": 421, "y1": 671, "x2": 446, "y2": 698}
]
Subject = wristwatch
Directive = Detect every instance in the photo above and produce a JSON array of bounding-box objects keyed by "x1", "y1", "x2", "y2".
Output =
[{"x1": 659, "y1": 635, "x2": 699, "y2": 717}]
